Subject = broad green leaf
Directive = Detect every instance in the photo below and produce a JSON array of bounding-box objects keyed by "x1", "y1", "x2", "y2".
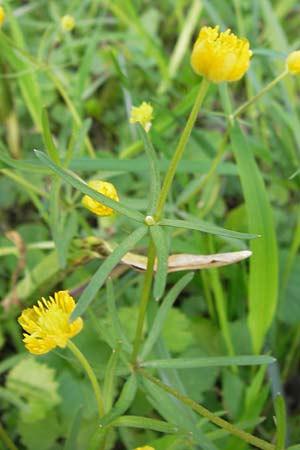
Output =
[
  {"x1": 72, "y1": 225, "x2": 148, "y2": 319},
  {"x1": 150, "y1": 225, "x2": 169, "y2": 300},
  {"x1": 160, "y1": 217, "x2": 258, "y2": 240},
  {"x1": 6, "y1": 357, "x2": 60, "y2": 423},
  {"x1": 141, "y1": 272, "x2": 194, "y2": 359},
  {"x1": 231, "y1": 124, "x2": 278, "y2": 353},
  {"x1": 141, "y1": 355, "x2": 275, "y2": 369},
  {"x1": 34, "y1": 150, "x2": 144, "y2": 223}
]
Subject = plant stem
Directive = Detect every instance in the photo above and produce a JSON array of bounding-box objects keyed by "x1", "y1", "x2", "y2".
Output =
[
  {"x1": 0, "y1": 423, "x2": 18, "y2": 450},
  {"x1": 155, "y1": 78, "x2": 210, "y2": 220},
  {"x1": 131, "y1": 239, "x2": 156, "y2": 364},
  {"x1": 67, "y1": 340, "x2": 105, "y2": 418},
  {"x1": 231, "y1": 70, "x2": 288, "y2": 119},
  {"x1": 138, "y1": 368, "x2": 275, "y2": 450}
]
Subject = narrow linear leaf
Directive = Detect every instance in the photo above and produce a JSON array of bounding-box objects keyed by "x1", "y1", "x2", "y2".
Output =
[
  {"x1": 103, "y1": 342, "x2": 123, "y2": 413},
  {"x1": 141, "y1": 272, "x2": 194, "y2": 359},
  {"x1": 106, "y1": 280, "x2": 132, "y2": 352},
  {"x1": 160, "y1": 217, "x2": 258, "y2": 240},
  {"x1": 99, "y1": 375, "x2": 137, "y2": 427},
  {"x1": 71, "y1": 225, "x2": 148, "y2": 319},
  {"x1": 141, "y1": 355, "x2": 276, "y2": 369},
  {"x1": 110, "y1": 415, "x2": 179, "y2": 434},
  {"x1": 138, "y1": 125, "x2": 161, "y2": 213},
  {"x1": 41, "y1": 109, "x2": 61, "y2": 165},
  {"x1": 275, "y1": 394, "x2": 286, "y2": 450},
  {"x1": 231, "y1": 124, "x2": 278, "y2": 353},
  {"x1": 150, "y1": 225, "x2": 169, "y2": 300},
  {"x1": 63, "y1": 407, "x2": 83, "y2": 450},
  {"x1": 34, "y1": 150, "x2": 144, "y2": 223}
]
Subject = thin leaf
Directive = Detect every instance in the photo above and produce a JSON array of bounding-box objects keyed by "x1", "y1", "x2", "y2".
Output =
[
  {"x1": 141, "y1": 272, "x2": 194, "y2": 359},
  {"x1": 109, "y1": 415, "x2": 179, "y2": 434},
  {"x1": 63, "y1": 407, "x2": 83, "y2": 450},
  {"x1": 141, "y1": 355, "x2": 276, "y2": 369},
  {"x1": 34, "y1": 150, "x2": 144, "y2": 222},
  {"x1": 103, "y1": 342, "x2": 123, "y2": 413},
  {"x1": 275, "y1": 394, "x2": 286, "y2": 450},
  {"x1": 138, "y1": 125, "x2": 161, "y2": 214},
  {"x1": 160, "y1": 217, "x2": 258, "y2": 240},
  {"x1": 150, "y1": 225, "x2": 169, "y2": 300},
  {"x1": 231, "y1": 124, "x2": 278, "y2": 353},
  {"x1": 106, "y1": 280, "x2": 132, "y2": 352},
  {"x1": 71, "y1": 225, "x2": 148, "y2": 319},
  {"x1": 41, "y1": 109, "x2": 61, "y2": 165}
]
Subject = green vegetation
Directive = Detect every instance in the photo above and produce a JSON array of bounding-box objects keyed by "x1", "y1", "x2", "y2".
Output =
[{"x1": 1, "y1": 1, "x2": 300, "y2": 449}]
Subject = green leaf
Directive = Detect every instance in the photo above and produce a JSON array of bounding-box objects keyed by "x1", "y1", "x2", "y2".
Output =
[
  {"x1": 103, "y1": 342, "x2": 123, "y2": 413},
  {"x1": 230, "y1": 124, "x2": 278, "y2": 353},
  {"x1": 141, "y1": 272, "x2": 194, "y2": 359},
  {"x1": 141, "y1": 355, "x2": 275, "y2": 369},
  {"x1": 34, "y1": 150, "x2": 144, "y2": 223},
  {"x1": 160, "y1": 217, "x2": 258, "y2": 240},
  {"x1": 6, "y1": 357, "x2": 60, "y2": 423},
  {"x1": 72, "y1": 225, "x2": 147, "y2": 319},
  {"x1": 138, "y1": 125, "x2": 161, "y2": 213},
  {"x1": 150, "y1": 225, "x2": 169, "y2": 300},
  {"x1": 41, "y1": 109, "x2": 61, "y2": 165},
  {"x1": 275, "y1": 394, "x2": 286, "y2": 450},
  {"x1": 63, "y1": 407, "x2": 83, "y2": 450},
  {"x1": 109, "y1": 415, "x2": 179, "y2": 434},
  {"x1": 106, "y1": 279, "x2": 132, "y2": 352}
]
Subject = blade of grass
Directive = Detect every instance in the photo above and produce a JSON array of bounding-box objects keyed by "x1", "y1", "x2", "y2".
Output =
[
  {"x1": 109, "y1": 415, "x2": 179, "y2": 434},
  {"x1": 274, "y1": 394, "x2": 286, "y2": 450},
  {"x1": 150, "y1": 225, "x2": 169, "y2": 300},
  {"x1": 41, "y1": 109, "x2": 61, "y2": 165},
  {"x1": 231, "y1": 124, "x2": 278, "y2": 353},
  {"x1": 103, "y1": 342, "x2": 123, "y2": 413}
]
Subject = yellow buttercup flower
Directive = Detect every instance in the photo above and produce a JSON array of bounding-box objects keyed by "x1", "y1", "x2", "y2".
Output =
[
  {"x1": 134, "y1": 447, "x2": 155, "y2": 450},
  {"x1": 82, "y1": 180, "x2": 119, "y2": 216},
  {"x1": 129, "y1": 102, "x2": 153, "y2": 132},
  {"x1": 18, "y1": 291, "x2": 83, "y2": 355},
  {"x1": 191, "y1": 25, "x2": 252, "y2": 83},
  {"x1": 61, "y1": 14, "x2": 75, "y2": 31},
  {"x1": 0, "y1": 6, "x2": 5, "y2": 27},
  {"x1": 286, "y1": 50, "x2": 300, "y2": 75}
]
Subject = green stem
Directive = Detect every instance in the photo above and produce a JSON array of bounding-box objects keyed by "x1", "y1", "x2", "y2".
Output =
[
  {"x1": 138, "y1": 368, "x2": 275, "y2": 450},
  {"x1": 131, "y1": 239, "x2": 156, "y2": 364},
  {"x1": 155, "y1": 78, "x2": 210, "y2": 220},
  {"x1": 231, "y1": 69, "x2": 288, "y2": 119},
  {"x1": 67, "y1": 340, "x2": 105, "y2": 418},
  {"x1": 0, "y1": 423, "x2": 18, "y2": 450}
]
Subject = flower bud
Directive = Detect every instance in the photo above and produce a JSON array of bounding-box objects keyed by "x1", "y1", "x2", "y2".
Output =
[
  {"x1": 82, "y1": 180, "x2": 119, "y2": 216},
  {"x1": 286, "y1": 50, "x2": 300, "y2": 75}
]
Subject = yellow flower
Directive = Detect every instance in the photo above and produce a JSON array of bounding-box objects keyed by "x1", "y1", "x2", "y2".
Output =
[
  {"x1": 191, "y1": 25, "x2": 252, "y2": 83},
  {"x1": 134, "y1": 447, "x2": 155, "y2": 450},
  {"x1": 0, "y1": 6, "x2": 5, "y2": 27},
  {"x1": 286, "y1": 50, "x2": 300, "y2": 75},
  {"x1": 82, "y1": 180, "x2": 119, "y2": 216},
  {"x1": 18, "y1": 291, "x2": 83, "y2": 355},
  {"x1": 61, "y1": 14, "x2": 75, "y2": 31},
  {"x1": 129, "y1": 102, "x2": 153, "y2": 132}
]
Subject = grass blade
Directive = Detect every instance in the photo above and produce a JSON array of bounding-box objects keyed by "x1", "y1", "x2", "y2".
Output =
[
  {"x1": 231, "y1": 124, "x2": 278, "y2": 353},
  {"x1": 109, "y1": 415, "x2": 179, "y2": 434},
  {"x1": 103, "y1": 342, "x2": 123, "y2": 413},
  {"x1": 150, "y1": 225, "x2": 169, "y2": 300}
]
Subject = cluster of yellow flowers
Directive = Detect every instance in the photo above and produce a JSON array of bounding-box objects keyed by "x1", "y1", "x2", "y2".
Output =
[{"x1": 17, "y1": 24, "x2": 300, "y2": 355}]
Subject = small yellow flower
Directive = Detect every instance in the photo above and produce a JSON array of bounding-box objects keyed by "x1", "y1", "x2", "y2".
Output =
[
  {"x1": 129, "y1": 102, "x2": 153, "y2": 132},
  {"x1": 134, "y1": 447, "x2": 155, "y2": 450},
  {"x1": 191, "y1": 25, "x2": 252, "y2": 83},
  {"x1": 286, "y1": 50, "x2": 300, "y2": 75},
  {"x1": 82, "y1": 180, "x2": 119, "y2": 216},
  {"x1": 0, "y1": 6, "x2": 5, "y2": 27},
  {"x1": 61, "y1": 14, "x2": 75, "y2": 31},
  {"x1": 18, "y1": 291, "x2": 83, "y2": 355}
]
